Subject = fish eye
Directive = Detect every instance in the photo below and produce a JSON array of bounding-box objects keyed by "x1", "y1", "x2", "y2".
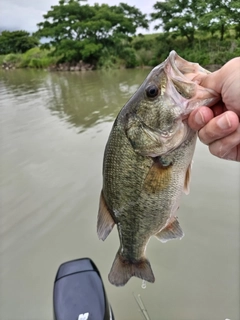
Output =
[{"x1": 146, "y1": 85, "x2": 159, "y2": 98}]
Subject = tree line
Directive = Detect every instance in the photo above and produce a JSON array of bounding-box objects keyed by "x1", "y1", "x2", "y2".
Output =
[{"x1": 0, "y1": 0, "x2": 239, "y2": 68}]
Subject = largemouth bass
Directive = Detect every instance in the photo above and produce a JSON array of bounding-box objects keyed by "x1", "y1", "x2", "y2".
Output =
[{"x1": 97, "y1": 51, "x2": 220, "y2": 287}]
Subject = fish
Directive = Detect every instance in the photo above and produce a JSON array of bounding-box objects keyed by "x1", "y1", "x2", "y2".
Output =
[{"x1": 97, "y1": 51, "x2": 220, "y2": 287}]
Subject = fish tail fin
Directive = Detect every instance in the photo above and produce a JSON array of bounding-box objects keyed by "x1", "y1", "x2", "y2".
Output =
[{"x1": 108, "y1": 252, "x2": 155, "y2": 287}]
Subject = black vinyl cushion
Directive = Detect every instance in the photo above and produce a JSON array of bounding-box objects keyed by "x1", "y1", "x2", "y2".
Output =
[{"x1": 53, "y1": 258, "x2": 111, "y2": 320}]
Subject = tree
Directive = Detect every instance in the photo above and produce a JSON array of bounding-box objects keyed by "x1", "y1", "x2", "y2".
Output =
[
  {"x1": 111, "y1": 3, "x2": 149, "y2": 36},
  {"x1": 198, "y1": 0, "x2": 239, "y2": 41},
  {"x1": 0, "y1": 31, "x2": 39, "y2": 54},
  {"x1": 151, "y1": 0, "x2": 239, "y2": 43},
  {"x1": 36, "y1": 0, "x2": 149, "y2": 64},
  {"x1": 226, "y1": 0, "x2": 240, "y2": 39},
  {"x1": 151, "y1": 0, "x2": 204, "y2": 45}
]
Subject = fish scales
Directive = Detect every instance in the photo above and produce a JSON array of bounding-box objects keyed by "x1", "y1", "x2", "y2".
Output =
[{"x1": 97, "y1": 51, "x2": 220, "y2": 287}]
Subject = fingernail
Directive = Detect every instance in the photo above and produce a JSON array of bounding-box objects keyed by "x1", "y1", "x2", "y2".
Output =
[
  {"x1": 194, "y1": 111, "x2": 205, "y2": 126},
  {"x1": 216, "y1": 114, "x2": 231, "y2": 130}
]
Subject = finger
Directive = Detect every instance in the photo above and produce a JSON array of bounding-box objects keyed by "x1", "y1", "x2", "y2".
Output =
[
  {"x1": 191, "y1": 70, "x2": 222, "y2": 93},
  {"x1": 208, "y1": 124, "x2": 240, "y2": 161},
  {"x1": 191, "y1": 73, "x2": 208, "y2": 85},
  {"x1": 215, "y1": 144, "x2": 240, "y2": 162},
  {"x1": 188, "y1": 107, "x2": 214, "y2": 131},
  {"x1": 198, "y1": 111, "x2": 239, "y2": 145},
  {"x1": 218, "y1": 57, "x2": 240, "y2": 115}
]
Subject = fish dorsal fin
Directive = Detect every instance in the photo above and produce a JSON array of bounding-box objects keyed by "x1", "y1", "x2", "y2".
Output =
[
  {"x1": 155, "y1": 217, "x2": 184, "y2": 243},
  {"x1": 97, "y1": 191, "x2": 115, "y2": 241},
  {"x1": 183, "y1": 162, "x2": 192, "y2": 195}
]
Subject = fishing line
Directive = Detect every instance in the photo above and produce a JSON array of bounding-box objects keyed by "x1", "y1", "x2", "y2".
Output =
[{"x1": 133, "y1": 292, "x2": 151, "y2": 320}]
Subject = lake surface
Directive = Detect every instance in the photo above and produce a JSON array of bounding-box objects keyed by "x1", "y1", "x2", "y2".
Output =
[{"x1": 0, "y1": 68, "x2": 239, "y2": 320}]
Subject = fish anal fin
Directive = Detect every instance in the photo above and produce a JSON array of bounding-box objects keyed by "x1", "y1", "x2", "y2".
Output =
[
  {"x1": 155, "y1": 217, "x2": 184, "y2": 243},
  {"x1": 183, "y1": 161, "x2": 192, "y2": 195},
  {"x1": 97, "y1": 191, "x2": 115, "y2": 241},
  {"x1": 108, "y1": 253, "x2": 155, "y2": 287}
]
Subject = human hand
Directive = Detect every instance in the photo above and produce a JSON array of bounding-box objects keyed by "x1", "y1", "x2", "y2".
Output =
[{"x1": 188, "y1": 57, "x2": 240, "y2": 161}]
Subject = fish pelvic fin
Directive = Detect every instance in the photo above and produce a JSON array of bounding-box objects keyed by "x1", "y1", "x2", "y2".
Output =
[
  {"x1": 108, "y1": 253, "x2": 155, "y2": 287},
  {"x1": 97, "y1": 191, "x2": 115, "y2": 241},
  {"x1": 155, "y1": 217, "x2": 184, "y2": 243}
]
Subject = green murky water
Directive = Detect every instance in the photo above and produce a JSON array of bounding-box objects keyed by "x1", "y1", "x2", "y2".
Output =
[{"x1": 0, "y1": 68, "x2": 239, "y2": 320}]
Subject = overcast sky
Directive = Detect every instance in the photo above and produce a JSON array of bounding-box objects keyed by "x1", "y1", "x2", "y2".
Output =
[{"x1": 0, "y1": 0, "x2": 158, "y2": 34}]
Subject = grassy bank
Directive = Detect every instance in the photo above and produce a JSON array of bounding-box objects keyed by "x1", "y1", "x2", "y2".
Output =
[
  {"x1": 1, "y1": 33, "x2": 239, "y2": 70},
  {"x1": 0, "y1": 47, "x2": 60, "y2": 69}
]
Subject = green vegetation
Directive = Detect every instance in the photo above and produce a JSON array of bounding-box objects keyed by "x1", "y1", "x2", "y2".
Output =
[
  {"x1": 0, "y1": 47, "x2": 60, "y2": 69},
  {"x1": 135, "y1": 32, "x2": 240, "y2": 66},
  {"x1": 151, "y1": 0, "x2": 239, "y2": 44},
  {"x1": 0, "y1": 0, "x2": 239, "y2": 70},
  {"x1": 35, "y1": 0, "x2": 148, "y2": 68},
  {"x1": 0, "y1": 30, "x2": 39, "y2": 54},
  {"x1": 18, "y1": 47, "x2": 60, "y2": 68}
]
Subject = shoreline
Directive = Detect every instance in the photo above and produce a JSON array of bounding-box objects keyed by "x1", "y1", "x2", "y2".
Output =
[{"x1": 1, "y1": 61, "x2": 222, "y2": 72}]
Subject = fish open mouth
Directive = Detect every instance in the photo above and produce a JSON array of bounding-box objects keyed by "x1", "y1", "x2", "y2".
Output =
[{"x1": 165, "y1": 51, "x2": 220, "y2": 111}]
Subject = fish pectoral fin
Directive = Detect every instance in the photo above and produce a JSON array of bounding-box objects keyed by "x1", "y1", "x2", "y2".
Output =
[
  {"x1": 183, "y1": 161, "x2": 192, "y2": 195},
  {"x1": 155, "y1": 217, "x2": 184, "y2": 243},
  {"x1": 97, "y1": 191, "x2": 115, "y2": 241},
  {"x1": 108, "y1": 252, "x2": 155, "y2": 287}
]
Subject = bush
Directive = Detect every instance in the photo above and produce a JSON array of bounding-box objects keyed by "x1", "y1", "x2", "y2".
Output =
[
  {"x1": 120, "y1": 47, "x2": 138, "y2": 68},
  {"x1": 1, "y1": 33, "x2": 239, "y2": 70},
  {"x1": 0, "y1": 53, "x2": 22, "y2": 67},
  {"x1": 19, "y1": 47, "x2": 61, "y2": 68},
  {"x1": 135, "y1": 48, "x2": 155, "y2": 66},
  {"x1": 98, "y1": 55, "x2": 118, "y2": 69}
]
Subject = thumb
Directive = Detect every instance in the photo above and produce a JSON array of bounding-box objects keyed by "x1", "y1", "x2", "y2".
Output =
[{"x1": 191, "y1": 71, "x2": 222, "y2": 94}]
